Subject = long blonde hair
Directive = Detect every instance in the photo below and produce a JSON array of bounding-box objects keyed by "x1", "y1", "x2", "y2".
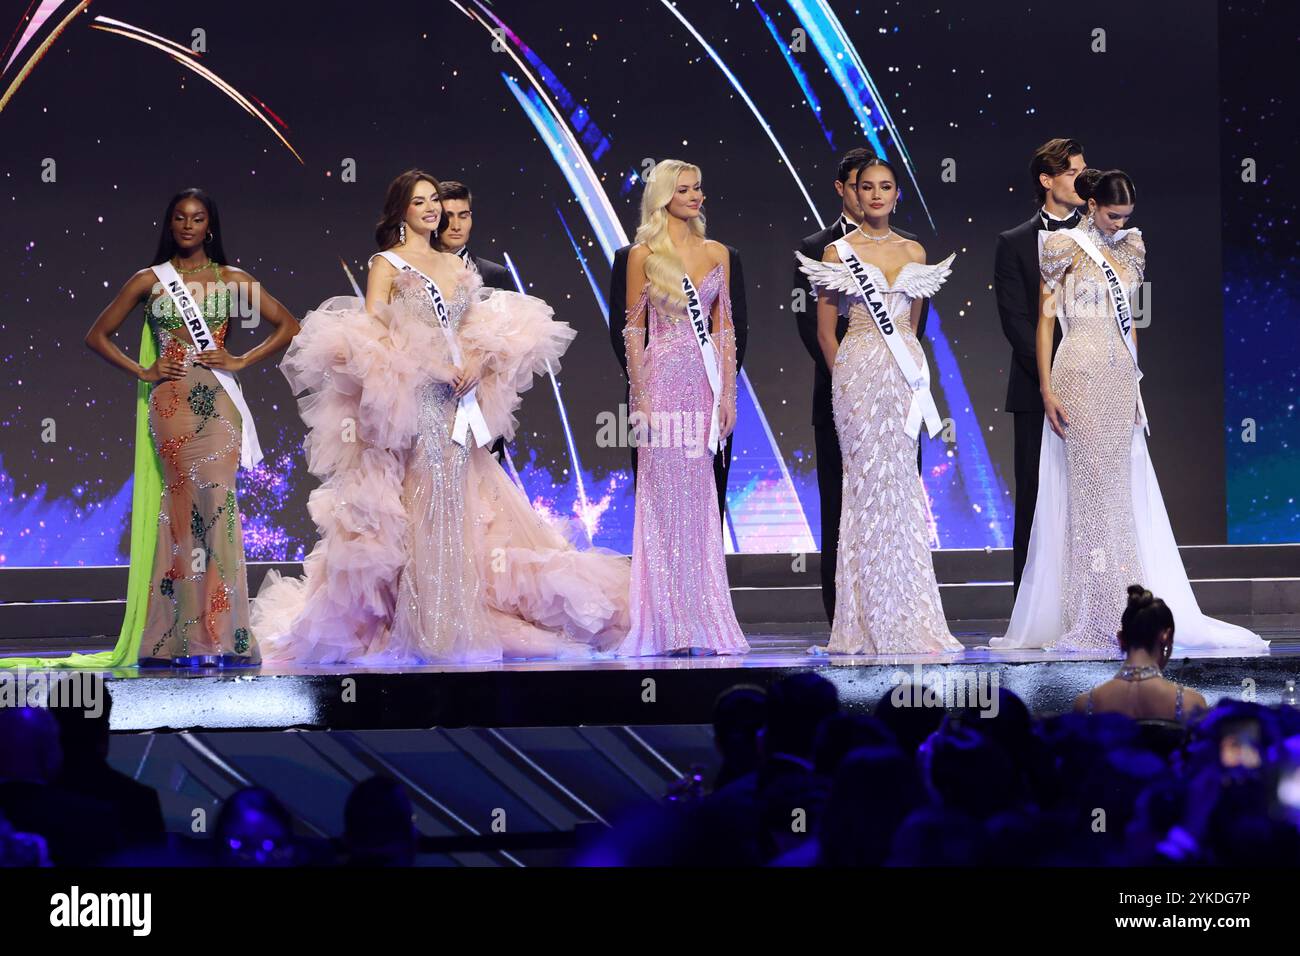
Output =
[{"x1": 634, "y1": 159, "x2": 706, "y2": 308}]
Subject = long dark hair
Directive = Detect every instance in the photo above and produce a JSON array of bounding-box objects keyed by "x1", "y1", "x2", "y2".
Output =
[
  {"x1": 151, "y1": 188, "x2": 227, "y2": 265},
  {"x1": 1076, "y1": 168, "x2": 1137, "y2": 207},
  {"x1": 1119, "y1": 584, "x2": 1175, "y2": 653},
  {"x1": 375, "y1": 168, "x2": 441, "y2": 250}
]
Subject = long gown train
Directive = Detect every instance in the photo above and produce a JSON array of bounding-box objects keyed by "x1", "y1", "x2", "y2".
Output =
[
  {"x1": 252, "y1": 267, "x2": 630, "y2": 663},
  {"x1": 992, "y1": 225, "x2": 1265, "y2": 653}
]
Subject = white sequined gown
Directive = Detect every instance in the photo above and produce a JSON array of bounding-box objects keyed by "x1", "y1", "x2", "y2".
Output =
[
  {"x1": 798, "y1": 251, "x2": 962, "y2": 654},
  {"x1": 1043, "y1": 222, "x2": 1145, "y2": 649},
  {"x1": 252, "y1": 264, "x2": 631, "y2": 663},
  {"x1": 994, "y1": 222, "x2": 1266, "y2": 652}
]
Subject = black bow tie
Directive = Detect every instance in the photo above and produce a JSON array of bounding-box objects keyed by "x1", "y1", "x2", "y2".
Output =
[{"x1": 1042, "y1": 212, "x2": 1080, "y2": 231}]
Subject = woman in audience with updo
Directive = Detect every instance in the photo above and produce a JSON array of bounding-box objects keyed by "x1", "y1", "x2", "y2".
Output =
[{"x1": 1073, "y1": 585, "x2": 1208, "y2": 723}]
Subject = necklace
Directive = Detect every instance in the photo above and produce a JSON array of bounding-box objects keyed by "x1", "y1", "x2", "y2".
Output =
[
  {"x1": 1084, "y1": 216, "x2": 1121, "y2": 247},
  {"x1": 857, "y1": 228, "x2": 895, "y2": 242},
  {"x1": 1116, "y1": 664, "x2": 1161, "y2": 682},
  {"x1": 172, "y1": 256, "x2": 213, "y2": 275}
]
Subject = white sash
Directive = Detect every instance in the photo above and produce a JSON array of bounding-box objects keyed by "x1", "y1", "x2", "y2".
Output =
[
  {"x1": 150, "y1": 263, "x2": 263, "y2": 469},
  {"x1": 832, "y1": 239, "x2": 942, "y2": 440},
  {"x1": 682, "y1": 273, "x2": 723, "y2": 455},
  {"x1": 1064, "y1": 228, "x2": 1149, "y2": 434},
  {"x1": 374, "y1": 251, "x2": 492, "y2": 448}
]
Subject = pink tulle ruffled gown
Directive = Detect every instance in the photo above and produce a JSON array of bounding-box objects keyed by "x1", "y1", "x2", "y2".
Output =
[{"x1": 252, "y1": 260, "x2": 630, "y2": 663}]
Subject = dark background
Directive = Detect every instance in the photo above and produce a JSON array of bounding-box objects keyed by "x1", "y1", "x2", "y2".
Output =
[{"x1": 1, "y1": 0, "x2": 1284, "y2": 568}]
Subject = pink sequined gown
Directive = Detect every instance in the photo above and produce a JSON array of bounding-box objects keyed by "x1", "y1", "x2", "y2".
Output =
[{"x1": 615, "y1": 264, "x2": 749, "y2": 656}]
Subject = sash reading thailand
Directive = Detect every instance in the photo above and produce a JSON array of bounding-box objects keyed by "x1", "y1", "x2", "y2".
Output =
[
  {"x1": 831, "y1": 238, "x2": 942, "y2": 440},
  {"x1": 150, "y1": 262, "x2": 263, "y2": 468},
  {"x1": 1065, "y1": 228, "x2": 1149, "y2": 434},
  {"x1": 376, "y1": 251, "x2": 492, "y2": 448},
  {"x1": 682, "y1": 272, "x2": 723, "y2": 455}
]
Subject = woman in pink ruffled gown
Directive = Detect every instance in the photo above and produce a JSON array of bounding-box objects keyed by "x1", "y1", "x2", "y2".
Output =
[
  {"x1": 614, "y1": 160, "x2": 748, "y2": 656},
  {"x1": 252, "y1": 169, "x2": 630, "y2": 663}
]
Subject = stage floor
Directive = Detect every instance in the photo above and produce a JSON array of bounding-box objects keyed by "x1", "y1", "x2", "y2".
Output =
[
  {"x1": 5, "y1": 616, "x2": 1295, "y2": 732},
  {"x1": 12, "y1": 613, "x2": 1300, "y2": 665},
  {"x1": 4, "y1": 614, "x2": 1295, "y2": 671}
]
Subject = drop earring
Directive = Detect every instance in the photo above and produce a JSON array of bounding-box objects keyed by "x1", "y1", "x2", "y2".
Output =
[{"x1": 399, "y1": 222, "x2": 407, "y2": 244}]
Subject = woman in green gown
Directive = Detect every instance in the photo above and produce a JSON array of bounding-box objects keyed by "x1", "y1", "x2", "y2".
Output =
[{"x1": 1, "y1": 188, "x2": 298, "y2": 668}]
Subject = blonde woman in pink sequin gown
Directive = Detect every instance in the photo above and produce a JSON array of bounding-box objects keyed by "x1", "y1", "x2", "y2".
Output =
[{"x1": 615, "y1": 160, "x2": 748, "y2": 656}]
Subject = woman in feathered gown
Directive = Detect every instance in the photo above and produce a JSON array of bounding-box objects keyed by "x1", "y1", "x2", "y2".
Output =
[
  {"x1": 796, "y1": 156, "x2": 962, "y2": 655},
  {"x1": 992, "y1": 168, "x2": 1265, "y2": 653},
  {"x1": 252, "y1": 169, "x2": 630, "y2": 663}
]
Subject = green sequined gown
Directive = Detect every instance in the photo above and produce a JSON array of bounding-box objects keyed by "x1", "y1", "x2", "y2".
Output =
[{"x1": 139, "y1": 264, "x2": 258, "y2": 663}]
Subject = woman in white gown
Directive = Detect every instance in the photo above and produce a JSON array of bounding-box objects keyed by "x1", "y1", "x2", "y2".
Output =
[
  {"x1": 992, "y1": 168, "x2": 1265, "y2": 653},
  {"x1": 796, "y1": 156, "x2": 962, "y2": 655},
  {"x1": 252, "y1": 169, "x2": 630, "y2": 663}
]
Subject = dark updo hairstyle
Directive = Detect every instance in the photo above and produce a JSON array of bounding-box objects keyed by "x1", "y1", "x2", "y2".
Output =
[
  {"x1": 152, "y1": 188, "x2": 228, "y2": 266},
  {"x1": 1075, "y1": 168, "x2": 1137, "y2": 208},
  {"x1": 849, "y1": 154, "x2": 899, "y2": 188},
  {"x1": 375, "y1": 168, "x2": 441, "y2": 250},
  {"x1": 1119, "y1": 584, "x2": 1174, "y2": 654}
]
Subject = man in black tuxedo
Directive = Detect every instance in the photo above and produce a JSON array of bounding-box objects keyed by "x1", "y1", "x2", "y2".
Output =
[
  {"x1": 994, "y1": 138, "x2": 1085, "y2": 595},
  {"x1": 792, "y1": 148, "x2": 926, "y2": 625},
  {"x1": 608, "y1": 243, "x2": 748, "y2": 519},
  {"x1": 438, "y1": 180, "x2": 515, "y2": 461},
  {"x1": 437, "y1": 180, "x2": 513, "y2": 291}
]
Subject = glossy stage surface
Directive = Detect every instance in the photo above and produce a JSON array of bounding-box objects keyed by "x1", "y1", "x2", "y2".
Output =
[{"x1": 4, "y1": 617, "x2": 1296, "y2": 733}]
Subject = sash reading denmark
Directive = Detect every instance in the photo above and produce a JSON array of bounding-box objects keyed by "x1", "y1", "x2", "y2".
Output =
[{"x1": 682, "y1": 272, "x2": 724, "y2": 455}]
